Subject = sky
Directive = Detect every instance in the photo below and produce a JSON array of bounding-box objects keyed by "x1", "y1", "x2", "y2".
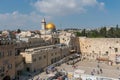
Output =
[{"x1": 0, "y1": 0, "x2": 120, "y2": 30}]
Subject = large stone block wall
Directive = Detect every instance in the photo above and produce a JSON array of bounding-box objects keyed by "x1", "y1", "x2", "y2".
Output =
[{"x1": 78, "y1": 37, "x2": 120, "y2": 63}]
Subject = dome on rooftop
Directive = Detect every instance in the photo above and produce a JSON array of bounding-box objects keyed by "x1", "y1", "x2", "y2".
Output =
[{"x1": 46, "y1": 23, "x2": 56, "y2": 30}]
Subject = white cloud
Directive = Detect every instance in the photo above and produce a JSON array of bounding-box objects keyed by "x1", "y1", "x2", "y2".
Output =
[
  {"x1": 0, "y1": 0, "x2": 105, "y2": 30},
  {"x1": 99, "y1": 2, "x2": 105, "y2": 10},
  {"x1": 0, "y1": 11, "x2": 50, "y2": 30},
  {"x1": 33, "y1": 0, "x2": 105, "y2": 16}
]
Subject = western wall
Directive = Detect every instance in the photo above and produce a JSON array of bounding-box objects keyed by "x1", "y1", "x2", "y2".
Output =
[{"x1": 78, "y1": 37, "x2": 120, "y2": 65}]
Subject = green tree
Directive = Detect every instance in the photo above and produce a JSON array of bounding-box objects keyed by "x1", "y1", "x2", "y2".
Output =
[
  {"x1": 75, "y1": 32, "x2": 81, "y2": 36},
  {"x1": 81, "y1": 29, "x2": 86, "y2": 36},
  {"x1": 115, "y1": 24, "x2": 120, "y2": 37},
  {"x1": 17, "y1": 29, "x2": 21, "y2": 33},
  {"x1": 107, "y1": 27, "x2": 115, "y2": 37},
  {"x1": 99, "y1": 27, "x2": 107, "y2": 37},
  {"x1": 87, "y1": 30, "x2": 100, "y2": 37}
]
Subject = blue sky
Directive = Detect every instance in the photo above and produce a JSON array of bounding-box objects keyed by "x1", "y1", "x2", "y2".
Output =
[{"x1": 0, "y1": 0, "x2": 120, "y2": 30}]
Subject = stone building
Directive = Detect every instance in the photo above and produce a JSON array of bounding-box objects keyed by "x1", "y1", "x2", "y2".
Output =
[
  {"x1": 40, "y1": 18, "x2": 60, "y2": 45},
  {"x1": 15, "y1": 54, "x2": 24, "y2": 77},
  {"x1": 0, "y1": 40, "x2": 16, "y2": 80},
  {"x1": 59, "y1": 31, "x2": 77, "y2": 53},
  {"x1": 21, "y1": 44, "x2": 69, "y2": 73},
  {"x1": 78, "y1": 37, "x2": 120, "y2": 64}
]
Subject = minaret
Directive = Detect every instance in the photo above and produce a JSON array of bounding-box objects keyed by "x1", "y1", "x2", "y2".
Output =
[{"x1": 41, "y1": 18, "x2": 46, "y2": 30}]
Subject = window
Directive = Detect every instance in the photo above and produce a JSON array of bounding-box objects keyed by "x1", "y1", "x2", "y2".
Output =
[
  {"x1": 0, "y1": 52, "x2": 1, "y2": 58},
  {"x1": 33, "y1": 58, "x2": 36, "y2": 62},
  {"x1": 0, "y1": 66, "x2": 5, "y2": 73},
  {"x1": 8, "y1": 51, "x2": 12, "y2": 56},
  {"x1": 8, "y1": 64, "x2": 12, "y2": 69},
  {"x1": 0, "y1": 52, "x2": 4, "y2": 58},
  {"x1": 44, "y1": 55, "x2": 46, "y2": 59},
  {"x1": 53, "y1": 46, "x2": 56, "y2": 49},
  {"x1": 51, "y1": 53, "x2": 53, "y2": 56},
  {"x1": 55, "y1": 53, "x2": 57, "y2": 55},
  {"x1": 39, "y1": 57, "x2": 41, "y2": 60}
]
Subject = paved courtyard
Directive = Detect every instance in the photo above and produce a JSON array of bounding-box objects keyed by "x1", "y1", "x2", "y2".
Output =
[
  {"x1": 60, "y1": 61, "x2": 120, "y2": 79},
  {"x1": 19, "y1": 60, "x2": 120, "y2": 80}
]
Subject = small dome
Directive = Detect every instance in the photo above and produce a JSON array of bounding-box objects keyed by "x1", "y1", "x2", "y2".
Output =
[{"x1": 46, "y1": 23, "x2": 56, "y2": 29}]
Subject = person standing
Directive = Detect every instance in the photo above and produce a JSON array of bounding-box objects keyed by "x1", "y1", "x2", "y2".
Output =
[
  {"x1": 97, "y1": 64, "x2": 100, "y2": 68},
  {"x1": 100, "y1": 68, "x2": 103, "y2": 73}
]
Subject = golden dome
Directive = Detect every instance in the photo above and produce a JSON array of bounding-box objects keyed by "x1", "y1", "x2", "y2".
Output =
[{"x1": 46, "y1": 23, "x2": 56, "y2": 29}]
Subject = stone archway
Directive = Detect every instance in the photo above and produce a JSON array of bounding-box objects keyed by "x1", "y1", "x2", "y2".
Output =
[{"x1": 3, "y1": 75, "x2": 11, "y2": 80}]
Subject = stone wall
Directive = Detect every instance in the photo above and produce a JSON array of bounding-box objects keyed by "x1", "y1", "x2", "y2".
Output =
[{"x1": 78, "y1": 37, "x2": 120, "y2": 64}]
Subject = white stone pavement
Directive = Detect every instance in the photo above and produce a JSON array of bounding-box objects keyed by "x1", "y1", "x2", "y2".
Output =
[
  {"x1": 19, "y1": 60, "x2": 120, "y2": 80},
  {"x1": 59, "y1": 61, "x2": 120, "y2": 79}
]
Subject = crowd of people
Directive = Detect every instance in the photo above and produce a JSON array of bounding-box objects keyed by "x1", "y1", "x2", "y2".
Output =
[{"x1": 91, "y1": 63, "x2": 103, "y2": 76}]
